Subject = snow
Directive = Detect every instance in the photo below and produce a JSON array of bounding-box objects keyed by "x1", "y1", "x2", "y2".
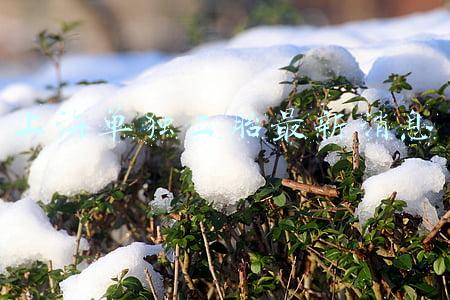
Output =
[
  {"x1": 0, "y1": 9, "x2": 447, "y2": 276},
  {"x1": 113, "y1": 45, "x2": 301, "y2": 124},
  {"x1": 0, "y1": 104, "x2": 59, "y2": 162},
  {"x1": 181, "y1": 115, "x2": 266, "y2": 213},
  {"x1": 28, "y1": 134, "x2": 122, "y2": 203},
  {"x1": 356, "y1": 158, "x2": 447, "y2": 231},
  {"x1": 40, "y1": 84, "x2": 119, "y2": 144},
  {"x1": 0, "y1": 198, "x2": 89, "y2": 272},
  {"x1": 319, "y1": 120, "x2": 408, "y2": 177},
  {"x1": 298, "y1": 46, "x2": 365, "y2": 85},
  {"x1": 360, "y1": 88, "x2": 408, "y2": 108},
  {"x1": 0, "y1": 9, "x2": 445, "y2": 212},
  {"x1": 59, "y1": 242, "x2": 164, "y2": 300},
  {"x1": 0, "y1": 83, "x2": 49, "y2": 115},
  {"x1": 0, "y1": 52, "x2": 169, "y2": 90},
  {"x1": 150, "y1": 187, "x2": 174, "y2": 212},
  {"x1": 365, "y1": 39, "x2": 450, "y2": 96}
]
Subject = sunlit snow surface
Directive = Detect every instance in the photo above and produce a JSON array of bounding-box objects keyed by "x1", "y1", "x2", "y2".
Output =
[{"x1": 0, "y1": 10, "x2": 449, "y2": 295}]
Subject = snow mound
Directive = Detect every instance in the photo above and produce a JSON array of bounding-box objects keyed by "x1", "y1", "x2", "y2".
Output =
[
  {"x1": 0, "y1": 104, "x2": 59, "y2": 162},
  {"x1": 299, "y1": 46, "x2": 364, "y2": 85},
  {"x1": 319, "y1": 119, "x2": 407, "y2": 177},
  {"x1": 0, "y1": 84, "x2": 49, "y2": 115},
  {"x1": 0, "y1": 198, "x2": 89, "y2": 272},
  {"x1": 60, "y1": 242, "x2": 164, "y2": 300},
  {"x1": 41, "y1": 84, "x2": 118, "y2": 144},
  {"x1": 113, "y1": 45, "x2": 300, "y2": 124},
  {"x1": 360, "y1": 88, "x2": 409, "y2": 108},
  {"x1": 181, "y1": 115, "x2": 266, "y2": 213},
  {"x1": 366, "y1": 39, "x2": 450, "y2": 96},
  {"x1": 28, "y1": 134, "x2": 122, "y2": 203},
  {"x1": 356, "y1": 158, "x2": 448, "y2": 230}
]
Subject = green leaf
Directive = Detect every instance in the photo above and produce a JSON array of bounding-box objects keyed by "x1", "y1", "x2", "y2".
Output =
[
  {"x1": 403, "y1": 285, "x2": 417, "y2": 300},
  {"x1": 318, "y1": 143, "x2": 342, "y2": 156},
  {"x1": 393, "y1": 254, "x2": 412, "y2": 271},
  {"x1": 433, "y1": 256, "x2": 445, "y2": 275},
  {"x1": 122, "y1": 276, "x2": 143, "y2": 292},
  {"x1": 273, "y1": 193, "x2": 287, "y2": 207},
  {"x1": 250, "y1": 261, "x2": 261, "y2": 274},
  {"x1": 410, "y1": 282, "x2": 438, "y2": 297},
  {"x1": 342, "y1": 96, "x2": 367, "y2": 104}
]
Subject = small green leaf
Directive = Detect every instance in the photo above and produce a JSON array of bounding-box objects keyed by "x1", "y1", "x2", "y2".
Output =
[
  {"x1": 342, "y1": 96, "x2": 367, "y2": 104},
  {"x1": 122, "y1": 276, "x2": 143, "y2": 292},
  {"x1": 273, "y1": 193, "x2": 287, "y2": 207},
  {"x1": 403, "y1": 285, "x2": 417, "y2": 300},
  {"x1": 251, "y1": 261, "x2": 261, "y2": 274},
  {"x1": 393, "y1": 254, "x2": 412, "y2": 271},
  {"x1": 318, "y1": 143, "x2": 342, "y2": 156},
  {"x1": 433, "y1": 256, "x2": 445, "y2": 275}
]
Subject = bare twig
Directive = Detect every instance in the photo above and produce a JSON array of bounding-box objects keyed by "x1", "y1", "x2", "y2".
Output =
[
  {"x1": 180, "y1": 252, "x2": 196, "y2": 291},
  {"x1": 423, "y1": 209, "x2": 450, "y2": 247},
  {"x1": 47, "y1": 260, "x2": 55, "y2": 294},
  {"x1": 352, "y1": 131, "x2": 360, "y2": 170},
  {"x1": 72, "y1": 211, "x2": 84, "y2": 265},
  {"x1": 284, "y1": 256, "x2": 297, "y2": 300},
  {"x1": 199, "y1": 221, "x2": 224, "y2": 300},
  {"x1": 390, "y1": 92, "x2": 405, "y2": 124},
  {"x1": 144, "y1": 268, "x2": 160, "y2": 300},
  {"x1": 239, "y1": 258, "x2": 248, "y2": 300},
  {"x1": 173, "y1": 244, "x2": 180, "y2": 300},
  {"x1": 281, "y1": 179, "x2": 338, "y2": 197},
  {"x1": 121, "y1": 140, "x2": 145, "y2": 187}
]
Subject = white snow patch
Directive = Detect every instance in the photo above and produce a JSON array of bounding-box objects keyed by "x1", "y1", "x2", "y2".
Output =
[
  {"x1": 60, "y1": 242, "x2": 164, "y2": 300},
  {"x1": 28, "y1": 134, "x2": 122, "y2": 203},
  {"x1": 356, "y1": 158, "x2": 447, "y2": 231},
  {"x1": 319, "y1": 119, "x2": 407, "y2": 177},
  {"x1": 181, "y1": 115, "x2": 266, "y2": 213},
  {"x1": 0, "y1": 198, "x2": 89, "y2": 272}
]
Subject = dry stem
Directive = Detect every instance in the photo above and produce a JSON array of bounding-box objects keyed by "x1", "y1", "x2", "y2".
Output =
[
  {"x1": 282, "y1": 179, "x2": 338, "y2": 197},
  {"x1": 144, "y1": 268, "x2": 160, "y2": 300},
  {"x1": 199, "y1": 221, "x2": 224, "y2": 300}
]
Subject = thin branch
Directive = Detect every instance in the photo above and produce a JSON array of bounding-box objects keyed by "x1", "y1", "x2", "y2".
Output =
[
  {"x1": 199, "y1": 221, "x2": 224, "y2": 300},
  {"x1": 180, "y1": 252, "x2": 196, "y2": 291},
  {"x1": 144, "y1": 268, "x2": 160, "y2": 300},
  {"x1": 72, "y1": 211, "x2": 84, "y2": 265},
  {"x1": 239, "y1": 258, "x2": 248, "y2": 300},
  {"x1": 47, "y1": 260, "x2": 55, "y2": 294},
  {"x1": 423, "y1": 209, "x2": 450, "y2": 247},
  {"x1": 284, "y1": 256, "x2": 297, "y2": 300},
  {"x1": 173, "y1": 244, "x2": 180, "y2": 300},
  {"x1": 281, "y1": 178, "x2": 338, "y2": 197},
  {"x1": 121, "y1": 140, "x2": 145, "y2": 187}
]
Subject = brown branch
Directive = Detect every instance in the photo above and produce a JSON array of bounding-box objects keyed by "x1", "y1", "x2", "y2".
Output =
[
  {"x1": 281, "y1": 179, "x2": 338, "y2": 197},
  {"x1": 199, "y1": 221, "x2": 224, "y2": 300},
  {"x1": 144, "y1": 268, "x2": 160, "y2": 300},
  {"x1": 180, "y1": 253, "x2": 196, "y2": 291},
  {"x1": 284, "y1": 256, "x2": 297, "y2": 300},
  {"x1": 173, "y1": 244, "x2": 180, "y2": 300},
  {"x1": 239, "y1": 258, "x2": 248, "y2": 300},
  {"x1": 423, "y1": 209, "x2": 450, "y2": 247},
  {"x1": 352, "y1": 131, "x2": 360, "y2": 170}
]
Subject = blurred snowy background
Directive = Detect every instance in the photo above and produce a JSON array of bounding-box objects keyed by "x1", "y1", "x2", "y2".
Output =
[{"x1": 0, "y1": 0, "x2": 447, "y2": 88}]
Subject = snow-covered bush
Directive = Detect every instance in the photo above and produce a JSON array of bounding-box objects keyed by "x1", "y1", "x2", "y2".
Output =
[{"x1": 0, "y1": 9, "x2": 449, "y2": 300}]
